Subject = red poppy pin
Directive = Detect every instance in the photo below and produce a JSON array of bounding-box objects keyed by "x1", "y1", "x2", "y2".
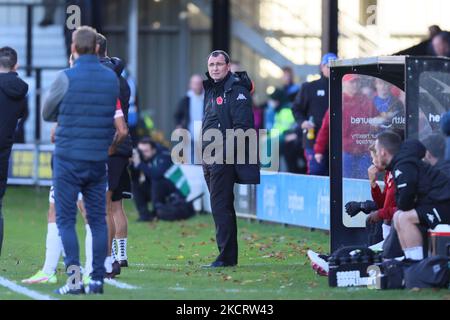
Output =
[{"x1": 216, "y1": 96, "x2": 224, "y2": 105}]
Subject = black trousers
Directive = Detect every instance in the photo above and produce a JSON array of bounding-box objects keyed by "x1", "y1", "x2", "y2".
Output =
[
  {"x1": 0, "y1": 148, "x2": 12, "y2": 256},
  {"x1": 282, "y1": 138, "x2": 307, "y2": 174},
  {"x1": 130, "y1": 167, "x2": 153, "y2": 220},
  {"x1": 203, "y1": 164, "x2": 238, "y2": 265}
]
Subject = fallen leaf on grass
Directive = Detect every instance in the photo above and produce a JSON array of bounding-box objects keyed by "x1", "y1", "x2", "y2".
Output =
[{"x1": 222, "y1": 275, "x2": 232, "y2": 281}]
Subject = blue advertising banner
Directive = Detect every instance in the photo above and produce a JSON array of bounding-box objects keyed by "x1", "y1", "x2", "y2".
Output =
[
  {"x1": 256, "y1": 172, "x2": 373, "y2": 231},
  {"x1": 257, "y1": 172, "x2": 330, "y2": 230}
]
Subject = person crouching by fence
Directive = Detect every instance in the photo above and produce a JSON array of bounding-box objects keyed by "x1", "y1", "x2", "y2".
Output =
[{"x1": 131, "y1": 138, "x2": 195, "y2": 221}]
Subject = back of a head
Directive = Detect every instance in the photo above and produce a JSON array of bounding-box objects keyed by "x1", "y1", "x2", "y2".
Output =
[
  {"x1": 377, "y1": 131, "x2": 402, "y2": 156},
  {"x1": 73, "y1": 26, "x2": 97, "y2": 55},
  {"x1": 0, "y1": 46, "x2": 18, "y2": 70},
  {"x1": 429, "y1": 25, "x2": 442, "y2": 38},
  {"x1": 422, "y1": 133, "x2": 446, "y2": 160},
  {"x1": 96, "y1": 33, "x2": 107, "y2": 57}
]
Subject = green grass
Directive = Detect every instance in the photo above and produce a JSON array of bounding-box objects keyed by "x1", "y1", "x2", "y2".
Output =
[{"x1": 0, "y1": 186, "x2": 449, "y2": 300}]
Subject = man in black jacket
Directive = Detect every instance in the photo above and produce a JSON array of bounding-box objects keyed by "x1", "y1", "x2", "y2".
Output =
[
  {"x1": 201, "y1": 50, "x2": 260, "y2": 268},
  {"x1": 292, "y1": 53, "x2": 337, "y2": 176},
  {"x1": 374, "y1": 131, "x2": 450, "y2": 262},
  {"x1": 0, "y1": 47, "x2": 28, "y2": 256},
  {"x1": 422, "y1": 133, "x2": 450, "y2": 177},
  {"x1": 97, "y1": 33, "x2": 133, "y2": 276}
]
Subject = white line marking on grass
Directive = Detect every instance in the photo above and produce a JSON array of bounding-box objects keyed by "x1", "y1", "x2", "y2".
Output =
[
  {"x1": 0, "y1": 276, "x2": 57, "y2": 300},
  {"x1": 104, "y1": 278, "x2": 140, "y2": 290},
  {"x1": 168, "y1": 287, "x2": 187, "y2": 291}
]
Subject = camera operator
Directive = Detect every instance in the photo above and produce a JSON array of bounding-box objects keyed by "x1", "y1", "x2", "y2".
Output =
[{"x1": 131, "y1": 138, "x2": 195, "y2": 221}]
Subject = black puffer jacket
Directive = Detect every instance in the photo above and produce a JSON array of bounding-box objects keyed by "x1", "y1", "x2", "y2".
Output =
[
  {"x1": 202, "y1": 71, "x2": 260, "y2": 185},
  {"x1": 0, "y1": 72, "x2": 28, "y2": 150},
  {"x1": 434, "y1": 159, "x2": 450, "y2": 178},
  {"x1": 386, "y1": 139, "x2": 450, "y2": 211},
  {"x1": 100, "y1": 56, "x2": 133, "y2": 157}
]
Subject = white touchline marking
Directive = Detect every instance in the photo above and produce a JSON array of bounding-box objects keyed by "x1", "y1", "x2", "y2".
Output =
[
  {"x1": 0, "y1": 276, "x2": 58, "y2": 300},
  {"x1": 168, "y1": 287, "x2": 187, "y2": 291},
  {"x1": 104, "y1": 278, "x2": 139, "y2": 290}
]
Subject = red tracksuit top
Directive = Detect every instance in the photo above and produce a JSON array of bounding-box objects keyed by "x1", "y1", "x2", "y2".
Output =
[{"x1": 371, "y1": 171, "x2": 397, "y2": 222}]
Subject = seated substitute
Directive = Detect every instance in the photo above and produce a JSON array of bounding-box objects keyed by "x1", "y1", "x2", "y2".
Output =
[
  {"x1": 131, "y1": 138, "x2": 195, "y2": 221},
  {"x1": 374, "y1": 131, "x2": 450, "y2": 262},
  {"x1": 307, "y1": 142, "x2": 397, "y2": 276}
]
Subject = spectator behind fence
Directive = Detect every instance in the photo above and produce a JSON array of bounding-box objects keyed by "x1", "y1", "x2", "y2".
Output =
[
  {"x1": 441, "y1": 110, "x2": 450, "y2": 161},
  {"x1": 267, "y1": 89, "x2": 303, "y2": 174},
  {"x1": 293, "y1": 53, "x2": 337, "y2": 176},
  {"x1": 280, "y1": 66, "x2": 301, "y2": 103},
  {"x1": 313, "y1": 108, "x2": 329, "y2": 167},
  {"x1": 174, "y1": 74, "x2": 205, "y2": 164},
  {"x1": 374, "y1": 132, "x2": 450, "y2": 263},
  {"x1": 0, "y1": 47, "x2": 29, "y2": 257}
]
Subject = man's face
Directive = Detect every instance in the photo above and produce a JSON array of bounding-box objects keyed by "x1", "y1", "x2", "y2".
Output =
[
  {"x1": 432, "y1": 36, "x2": 450, "y2": 56},
  {"x1": 208, "y1": 54, "x2": 230, "y2": 82},
  {"x1": 190, "y1": 75, "x2": 204, "y2": 95},
  {"x1": 138, "y1": 143, "x2": 155, "y2": 161},
  {"x1": 321, "y1": 64, "x2": 330, "y2": 78},
  {"x1": 282, "y1": 71, "x2": 293, "y2": 86},
  {"x1": 370, "y1": 150, "x2": 384, "y2": 170},
  {"x1": 374, "y1": 139, "x2": 390, "y2": 168}
]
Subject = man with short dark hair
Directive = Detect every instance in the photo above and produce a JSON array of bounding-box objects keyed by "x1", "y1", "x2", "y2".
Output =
[
  {"x1": 43, "y1": 26, "x2": 127, "y2": 295},
  {"x1": 422, "y1": 133, "x2": 450, "y2": 176},
  {"x1": 132, "y1": 138, "x2": 194, "y2": 221},
  {"x1": 374, "y1": 131, "x2": 450, "y2": 263},
  {"x1": 0, "y1": 46, "x2": 28, "y2": 257},
  {"x1": 202, "y1": 50, "x2": 260, "y2": 268}
]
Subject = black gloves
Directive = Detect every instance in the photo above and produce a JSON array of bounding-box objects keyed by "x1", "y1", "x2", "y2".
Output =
[
  {"x1": 360, "y1": 200, "x2": 378, "y2": 214},
  {"x1": 345, "y1": 201, "x2": 378, "y2": 217},
  {"x1": 345, "y1": 202, "x2": 363, "y2": 217}
]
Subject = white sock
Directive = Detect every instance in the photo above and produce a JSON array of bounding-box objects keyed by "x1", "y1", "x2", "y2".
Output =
[
  {"x1": 104, "y1": 256, "x2": 113, "y2": 273},
  {"x1": 117, "y1": 238, "x2": 127, "y2": 261},
  {"x1": 382, "y1": 224, "x2": 391, "y2": 240},
  {"x1": 111, "y1": 239, "x2": 118, "y2": 262},
  {"x1": 42, "y1": 223, "x2": 63, "y2": 275},
  {"x1": 84, "y1": 224, "x2": 93, "y2": 277},
  {"x1": 404, "y1": 246, "x2": 424, "y2": 261}
]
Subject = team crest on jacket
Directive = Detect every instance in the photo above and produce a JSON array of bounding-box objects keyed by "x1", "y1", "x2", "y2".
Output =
[{"x1": 216, "y1": 96, "x2": 224, "y2": 105}]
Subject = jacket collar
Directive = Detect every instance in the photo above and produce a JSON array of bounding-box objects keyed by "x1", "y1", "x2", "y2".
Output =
[
  {"x1": 203, "y1": 72, "x2": 233, "y2": 92},
  {"x1": 74, "y1": 54, "x2": 100, "y2": 65}
]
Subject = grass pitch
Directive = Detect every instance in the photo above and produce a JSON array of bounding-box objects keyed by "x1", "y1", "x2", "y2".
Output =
[{"x1": 0, "y1": 186, "x2": 448, "y2": 300}]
